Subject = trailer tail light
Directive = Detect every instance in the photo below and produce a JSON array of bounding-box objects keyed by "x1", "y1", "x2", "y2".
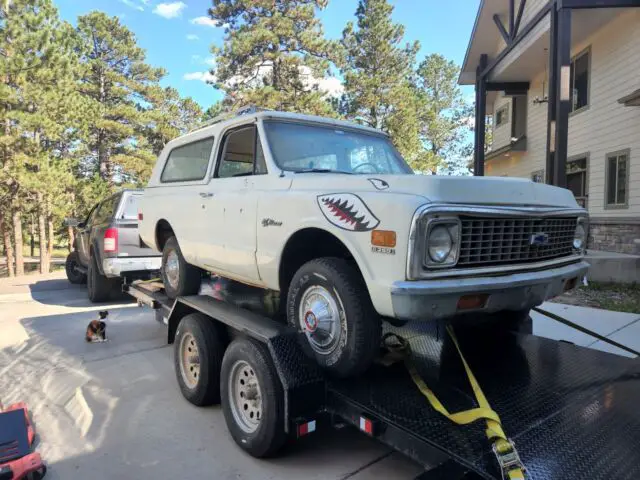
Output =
[
  {"x1": 104, "y1": 228, "x2": 118, "y2": 253},
  {"x1": 359, "y1": 416, "x2": 374, "y2": 435},
  {"x1": 297, "y1": 420, "x2": 316, "y2": 437}
]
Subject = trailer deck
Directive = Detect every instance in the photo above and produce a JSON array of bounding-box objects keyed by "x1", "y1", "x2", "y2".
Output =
[{"x1": 124, "y1": 280, "x2": 640, "y2": 480}]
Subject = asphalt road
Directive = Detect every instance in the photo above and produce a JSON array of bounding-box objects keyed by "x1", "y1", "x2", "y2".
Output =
[{"x1": 0, "y1": 272, "x2": 423, "y2": 480}]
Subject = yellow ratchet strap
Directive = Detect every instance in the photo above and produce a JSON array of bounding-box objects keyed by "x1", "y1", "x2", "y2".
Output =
[{"x1": 384, "y1": 326, "x2": 526, "y2": 480}]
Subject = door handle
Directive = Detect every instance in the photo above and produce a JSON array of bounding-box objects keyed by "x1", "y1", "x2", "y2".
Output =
[{"x1": 199, "y1": 192, "x2": 214, "y2": 198}]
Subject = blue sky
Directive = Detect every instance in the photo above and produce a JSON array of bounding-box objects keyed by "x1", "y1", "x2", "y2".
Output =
[{"x1": 56, "y1": 0, "x2": 480, "y2": 110}]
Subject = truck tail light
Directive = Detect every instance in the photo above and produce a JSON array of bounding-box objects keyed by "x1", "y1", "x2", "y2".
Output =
[
  {"x1": 138, "y1": 212, "x2": 143, "y2": 221},
  {"x1": 104, "y1": 228, "x2": 118, "y2": 253}
]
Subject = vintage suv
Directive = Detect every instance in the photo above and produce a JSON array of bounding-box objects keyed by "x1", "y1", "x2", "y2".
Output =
[{"x1": 139, "y1": 108, "x2": 589, "y2": 377}]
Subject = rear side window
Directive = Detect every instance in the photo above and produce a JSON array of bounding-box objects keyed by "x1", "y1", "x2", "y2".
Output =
[
  {"x1": 120, "y1": 194, "x2": 141, "y2": 220},
  {"x1": 94, "y1": 195, "x2": 120, "y2": 224},
  {"x1": 161, "y1": 137, "x2": 215, "y2": 183}
]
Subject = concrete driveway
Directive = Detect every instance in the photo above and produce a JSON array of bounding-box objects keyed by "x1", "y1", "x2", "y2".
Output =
[{"x1": 0, "y1": 273, "x2": 423, "y2": 480}]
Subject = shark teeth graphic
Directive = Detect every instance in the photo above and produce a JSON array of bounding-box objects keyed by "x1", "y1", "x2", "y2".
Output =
[{"x1": 317, "y1": 193, "x2": 380, "y2": 232}]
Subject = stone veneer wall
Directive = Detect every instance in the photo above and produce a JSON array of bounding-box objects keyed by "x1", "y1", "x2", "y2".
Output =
[{"x1": 588, "y1": 221, "x2": 640, "y2": 255}]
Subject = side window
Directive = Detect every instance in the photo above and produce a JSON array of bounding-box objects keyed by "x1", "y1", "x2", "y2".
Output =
[
  {"x1": 84, "y1": 204, "x2": 100, "y2": 227},
  {"x1": 94, "y1": 195, "x2": 120, "y2": 224},
  {"x1": 161, "y1": 137, "x2": 215, "y2": 183},
  {"x1": 216, "y1": 126, "x2": 267, "y2": 179}
]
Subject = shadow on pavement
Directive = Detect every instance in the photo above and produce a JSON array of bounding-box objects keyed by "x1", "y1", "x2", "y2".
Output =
[{"x1": 25, "y1": 278, "x2": 134, "y2": 308}]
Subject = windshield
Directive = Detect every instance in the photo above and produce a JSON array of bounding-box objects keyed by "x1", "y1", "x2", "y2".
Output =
[{"x1": 262, "y1": 121, "x2": 414, "y2": 175}]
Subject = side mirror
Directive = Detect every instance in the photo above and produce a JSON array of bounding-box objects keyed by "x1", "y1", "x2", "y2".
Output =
[{"x1": 64, "y1": 218, "x2": 80, "y2": 227}]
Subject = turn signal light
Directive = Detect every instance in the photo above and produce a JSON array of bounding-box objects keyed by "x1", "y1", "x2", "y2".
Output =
[
  {"x1": 371, "y1": 230, "x2": 396, "y2": 248},
  {"x1": 457, "y1": 294, "x2": 489, "y2": 311}
]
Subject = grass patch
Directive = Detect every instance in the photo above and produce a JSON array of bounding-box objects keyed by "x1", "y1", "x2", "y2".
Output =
[
  {"x1": 553, "y1": 281, "x2": 640, "y2": 314},
  {"x1": 21, "y1": 244, "x2": 69, "y2": 259}
]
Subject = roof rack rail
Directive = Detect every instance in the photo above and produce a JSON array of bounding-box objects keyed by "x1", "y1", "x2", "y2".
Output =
[{"x1": 188, "y1": 105, "x2": 269, "y2": 134}]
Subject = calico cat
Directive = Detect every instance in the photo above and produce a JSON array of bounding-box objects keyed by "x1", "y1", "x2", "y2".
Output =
[{"x1": 86, "y1": 310, "x2": 108, "y2": 342}]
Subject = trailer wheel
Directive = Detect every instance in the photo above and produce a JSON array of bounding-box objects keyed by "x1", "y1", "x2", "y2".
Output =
[
  {"x1": 87, "y1": 254, "x2": 114, "y2": 303},
  {"x1": 161, "y1": 235, "x2": 202, "y2": 299},
  {"x1": 65, "y1": 252, "x2": 86, "y2": 285},
  {"x1": 174, "y1": 313, "x2": 225, "y2": 406},
  {"x1": 287, "y1": 257, "x2": 381, "y2": 378},
  {"x1": 220, "y1": 338, "x2": 286, "y2": 458}
]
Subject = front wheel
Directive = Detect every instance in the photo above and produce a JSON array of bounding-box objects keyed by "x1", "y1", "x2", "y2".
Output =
[
  {"x1": 161, "y1": 235, "x2": 202, "y2": 299},
  {"x1": 65, "y1": 251, "x2": 86, "y2": 285},
  {"x1": 286, "y1": 257, "x2": 381, "y2": 378}
]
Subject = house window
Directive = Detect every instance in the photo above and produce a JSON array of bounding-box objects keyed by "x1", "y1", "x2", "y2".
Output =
[
  {"x1": 531, "y1": 170, "x2": 544, "y2": 183},
  {"x1": 495, "y1": 103, "x2": 509, "y2": 128},
  {"x1": 566, "y1": 155, "x2": 588, "y2": 208},
  {"x1": 606, "y1": 149, "x2": 630, "y2": 208},
  {"x1": 570, "y1": 48, "x2": 590, "y2": 113}
]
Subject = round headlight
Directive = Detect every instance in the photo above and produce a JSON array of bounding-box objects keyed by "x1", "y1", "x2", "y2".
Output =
[
  {"x1": 573, "y1": 223, "x2": 586, "y2": 250},
  {"x1": 428, "y1": 226, "x2": 453, "y2": 263}
]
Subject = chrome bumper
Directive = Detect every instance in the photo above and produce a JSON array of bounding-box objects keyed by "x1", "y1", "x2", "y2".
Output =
[
  {"x1": 391, "y1": 260, "x2": 590, "y2": 321},
  {"x1": 103, "y1": 256, "x2": 162, "y2": 277}
]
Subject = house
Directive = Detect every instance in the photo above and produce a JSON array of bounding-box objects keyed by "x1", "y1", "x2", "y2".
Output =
[{"x1": 459, "y1": 0, "x2": 640, "y2": 254}]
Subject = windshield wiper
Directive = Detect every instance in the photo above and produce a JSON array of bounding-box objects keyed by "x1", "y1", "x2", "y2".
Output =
[{"x1": 292, "y1": 168, "x2": 353, "y2": 174}]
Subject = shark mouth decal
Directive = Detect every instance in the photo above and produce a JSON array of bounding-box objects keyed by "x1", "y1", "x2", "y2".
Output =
[{"x1": 317, "y1": 194, "x2": 380, "y2": 232}]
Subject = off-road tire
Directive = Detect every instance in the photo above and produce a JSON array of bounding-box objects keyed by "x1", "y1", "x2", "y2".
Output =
[
  {"x1": 161, "y1": 235, "x2": 202, "y2": 299},
  {"x1": 174, "y1": 313, "x2": 225, "y2": 406},
  {"x1": 87, "y1": 253, "x2": 113, "y2": 303},
  {"x1": 65, "y1": 251, "x2": 86, "y2": 285},
  {"x1": 286, "y1": 257, "x2": 381, "y2": 378},
  {"x1": 220, "y1": 338, "x2": 286, "y2": 458}
]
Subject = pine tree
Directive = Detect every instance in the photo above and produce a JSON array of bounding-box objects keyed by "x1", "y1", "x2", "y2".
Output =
[
  {"x1": 208, "y1": 0, "x2": 340, "y2": 115},
  {"x1": 76, "y1": 12, "x2": 165, "y2": 186},
  {"x1": 340, "y1": 0, "x2": 421, "y2": 164},
  {"x1": 414, "y1": 54, "x2": 473, "y2": 174}
]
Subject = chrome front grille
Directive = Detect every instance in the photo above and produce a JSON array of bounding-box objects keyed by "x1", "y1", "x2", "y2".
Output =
[{"x1": 458, "y1": 216, "x2": 577, "y2": 267}]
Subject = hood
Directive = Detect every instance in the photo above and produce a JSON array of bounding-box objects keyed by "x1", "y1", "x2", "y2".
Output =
[{"x1": 289, "y1": 174, "x2": 580, "y2": 208}]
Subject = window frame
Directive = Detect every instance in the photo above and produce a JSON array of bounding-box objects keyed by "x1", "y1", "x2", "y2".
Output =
[
  {"x1": 569, "y1": 46, "x2": 591, "y2": 116},
  {"x1": 605, "y1": 148, "x2": 630, "y2": 210},
  {"x1": 214, "y1": 124, "x2": 268, "y2": 179},
  {"x1": 160, "y1": 136, "x2": 216, "y2": 184},
  {"x1": 566, "y1": 153, "x2": 589, "y2": 208},
  {"x1": 495, "y1": 103, "x2": 510, "y2": 128}
]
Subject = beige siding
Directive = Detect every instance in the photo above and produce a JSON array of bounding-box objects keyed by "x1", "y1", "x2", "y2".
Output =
[
  {"x1": 491, "y1": 95, "x2": 513, "y2": 150},
  {"x1": 519, "y1": 0, "x2": 547, "y2": 31},
  {"x1": 487, "y1": 10, "x2": 640, "y2": 220}
]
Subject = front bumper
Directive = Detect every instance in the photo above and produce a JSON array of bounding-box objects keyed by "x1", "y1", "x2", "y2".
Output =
[
  {"x1": 103, "y1": 256, "x2": 162, "y2": 278},
  {"x1": 391, "y1": 260, "x2": 590, "y2": 321}
]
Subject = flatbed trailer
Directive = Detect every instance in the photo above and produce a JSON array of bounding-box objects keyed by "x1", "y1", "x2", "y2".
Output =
[{"x1": 124, "y1": 280, "x2": 640, "y2": 480}]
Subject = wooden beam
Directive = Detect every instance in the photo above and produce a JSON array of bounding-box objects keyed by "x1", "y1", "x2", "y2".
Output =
[
  {"x1": 513, "y1": 0, "x2": 526, "y2": 37},
  {"x1": 493, "y1": 14, "x2": 511, "y2": 44},
  {"x1": 509, "y1": 0, "x2": 515, "y2": 38},
  {"x1": 553, "y1": 8, "x2": 572, "y2": 188},
  {"x1": 545, "y1": 8, "x2": 558, "y2": 185},
  {"x1": 486, "y1": 82, "x2": 530, "y2": 93},
  {"x1": 474, "y1": 55, "x2": 488, "y2": 177},
  {"x1": 558, "y1": 0, "x2": 640, "y2": 8}
]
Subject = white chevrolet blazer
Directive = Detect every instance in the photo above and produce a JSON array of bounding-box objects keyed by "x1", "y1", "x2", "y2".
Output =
[{"x1": 139, "y1": 109, "x2": 589, "y2": 377}]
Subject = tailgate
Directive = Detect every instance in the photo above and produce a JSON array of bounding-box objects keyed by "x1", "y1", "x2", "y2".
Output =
[{"x1": 116, "y1": 220, "x2": 161, "y2": 258}]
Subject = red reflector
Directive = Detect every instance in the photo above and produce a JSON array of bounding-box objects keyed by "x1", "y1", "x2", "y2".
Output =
[
  {"x1": 104, "y1": 228, "x2": 118, "y2": 253},
  {"x1": 457, "y1": 294, "x2": 489, "y2": 311},
  {"x1": 138, "y1": 212, "x2": 143, "y2": 221},
  {"x1": 297, "y1": 420, "x2": 316, "y2": 437},
  {"x1": 359, "y1": 417, "x2": 373, "y2": 435}
]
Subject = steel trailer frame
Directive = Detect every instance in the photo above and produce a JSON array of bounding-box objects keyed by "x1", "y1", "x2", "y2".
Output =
[{"x1": 123, "y1": 281, "x2": 640, "y2": 480}]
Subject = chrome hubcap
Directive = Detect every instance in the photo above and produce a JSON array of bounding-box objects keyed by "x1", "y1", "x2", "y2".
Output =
[
  {"x1": 165, "y1": 249, "x2": 179, "y2": 288},
  {"x1": 228, "y1": 360, "x2": 262, "y2": 433},
  {"x1": 178, "y1": 333, "x2": 200, "y2": 388},
  {"x1": 298, "y1": 285, "x2": 342, "y2": 355}
]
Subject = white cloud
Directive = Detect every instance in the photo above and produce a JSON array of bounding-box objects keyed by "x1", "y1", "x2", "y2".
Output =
[
  {"x1": 140, "y1": 0, "x2": 152, "y2": 4},
  {"x1": 191, "y1": 16, "x2": 228, "y2": 28},
  {"x1": 186, "y1": 34, "x2": 199, "y2": 41},
  {"x1": 314, "y1": 76, "x2": 344, "y2": 98},
  {"x1": 183, "y1": 71, "x2": 217, "y2": 83},
  {"x1": 203, "y1": 57, "x2": 217, "y2": 67},
  {"x1": 153, "y1": 2, "x2": 186, "y2": 19},
  {"x1": 119, "y1": 0, "x2": 144, "y2": 11}
]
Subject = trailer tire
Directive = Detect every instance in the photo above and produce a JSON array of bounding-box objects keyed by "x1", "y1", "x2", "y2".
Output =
[
  {"x1": 174, "y1": 313, "x2": 225, "y2": 406},
  {"x1": 221, "y1": 338, "x2": 286, "y2": 458},
  {"x1": 161, "y1": 236, "x2": 202, "y2": 299},
  {"x1": 287, "y1": 257, "x2": 381, "y2": 378},
  {"x1": 87, "y1": 254, "x2": 113, "y2": 303},
  {"x1": 65, "y1": 252, "x2": 86, "y2": 285}
]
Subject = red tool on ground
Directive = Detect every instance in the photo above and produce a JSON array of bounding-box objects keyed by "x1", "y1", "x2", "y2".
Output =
[{"x1": 0, "y1": 403, "x2": 46, "y2": 480}]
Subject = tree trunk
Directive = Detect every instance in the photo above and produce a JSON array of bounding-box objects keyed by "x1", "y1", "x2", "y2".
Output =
[
  {"x1": 37, "y1": 194, "x2": 49, "y2": 274},
  {"x1": 13, "y1": 209, "x2": 24, "y2": 276},
  {"x1": 47, "y1": 212, "x2": 54, "y2": 257},
  {"x1": 30, "y1": 215, "x2": 34, "y2": 257},
  {"x1": 68, "y1": 226, "x2": 75, "y2": 252},
  {"x1": 1, "y1": 214, "x2": 15, "y2": 277}
]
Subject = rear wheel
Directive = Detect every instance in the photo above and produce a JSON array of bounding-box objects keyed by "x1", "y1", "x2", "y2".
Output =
[
  {"x1": 220, "y1": 338, "x2": 286, "y2": 458},
  {"x1": 87, "y1": 254, "x2": 114, "y2": 303},
  {"x1": 65, "y1": 251, "x2": 86, "y2": 285},
  {"x1": 161, "y1": 235, "x2": 202, "y2": 299},
  {"x1": 286, "y1": 257, "x2": 381, "y2": 378}
]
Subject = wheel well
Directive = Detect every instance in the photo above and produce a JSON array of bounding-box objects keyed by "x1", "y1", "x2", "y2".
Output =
[
  {"x1": 155, "y1": 219, "x2": 174, "y2": 251},
  {"x1": 278, "y1": 228, "x2": 359, "y2": 294}
]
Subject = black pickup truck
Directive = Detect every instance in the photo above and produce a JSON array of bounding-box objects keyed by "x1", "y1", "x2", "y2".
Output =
[{"x1": 65, "y1": 189, "x2": 161, "y2": 302}]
